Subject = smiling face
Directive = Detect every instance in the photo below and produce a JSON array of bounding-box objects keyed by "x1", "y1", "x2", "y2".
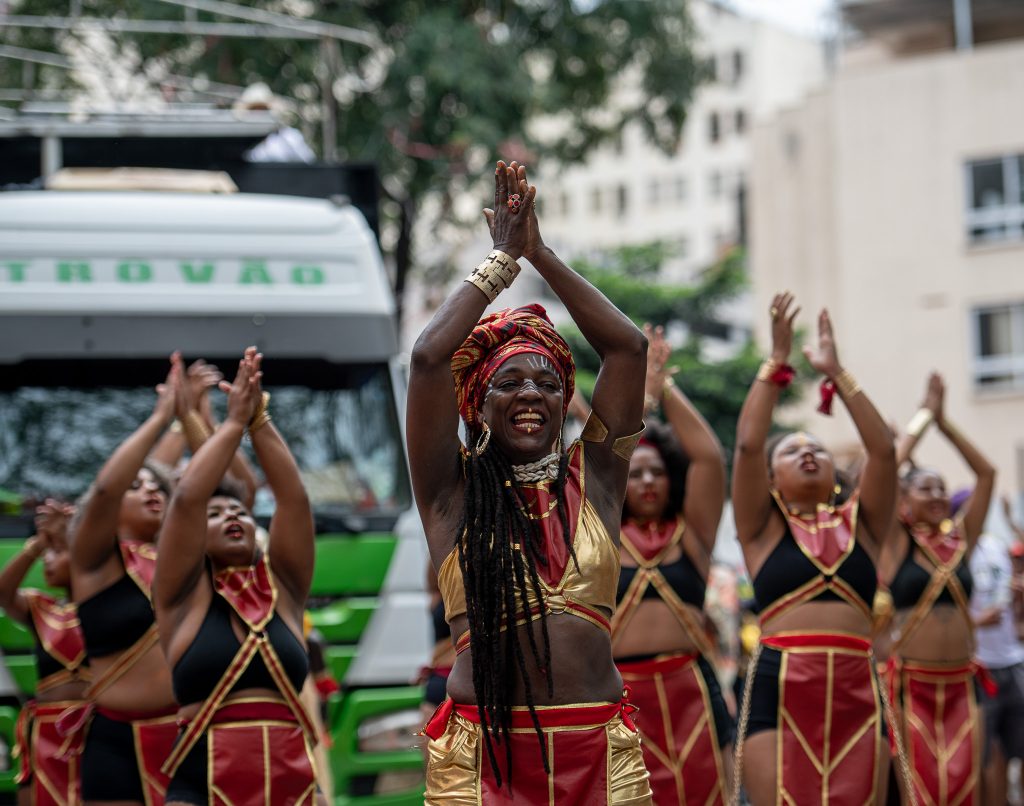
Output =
[
  {"x1": 480, "y1": 352, "x2": 565, "y2": 463},
  {"x1": 769, "y1": 432, "x2": 835, "y2": 503},
  {"x1": 118, "y1": 467, "x2": 167, "y2": 541},
  {"x1": 625, "y1": 444, "x2": 670, "y2": 522},
  {"x1": 205, "y1": 496, "x2": 258, "y2": 569},
  {"x1": 901, "y1": 469, "x2": 950, "y2": 529}
]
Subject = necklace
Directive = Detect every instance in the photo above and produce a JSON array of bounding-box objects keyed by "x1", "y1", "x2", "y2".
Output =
[{"x1": 511, "y1": 453, "x2": 560, "y2": 483}]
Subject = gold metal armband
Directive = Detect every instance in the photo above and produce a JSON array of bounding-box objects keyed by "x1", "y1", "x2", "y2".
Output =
[
  {"x1": 905, "y1": 407, "x2": 934, "y2": 439},
  {"x1": 464, "y1": 250, "x2": 521, "y2": 303}
]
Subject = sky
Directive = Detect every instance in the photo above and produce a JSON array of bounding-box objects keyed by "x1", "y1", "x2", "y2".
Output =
[{"x1": 728, "y1": 0, "x2": 837, "y2": 38}]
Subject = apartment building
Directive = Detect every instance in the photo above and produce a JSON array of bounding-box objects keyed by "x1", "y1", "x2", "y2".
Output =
[{"x1": 749, "y1": 0, "x2": 1024, "y2": 492}]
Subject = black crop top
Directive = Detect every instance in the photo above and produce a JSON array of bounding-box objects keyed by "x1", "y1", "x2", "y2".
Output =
[
  {"x1": 617, "y1": 550, "x2": 706, "y2": 609},
  {"x1": 77, "y1": 573, "x2": 154, "y2": 659},
  {"x1": 890, "y1": 540, "x2": 973, "y2": 611},
  {"x1": 172, "y1": 593, "x2": 309, "y2": 706},
  {"x1": 432, "y1": 600, "x2": 450, "y2": 643},
  {"x1": 34, "y1": 638, "x2": 66, "y2": 681},
  {"x1": 753, "y1": 519, "x2": 877, "y2": 619}
]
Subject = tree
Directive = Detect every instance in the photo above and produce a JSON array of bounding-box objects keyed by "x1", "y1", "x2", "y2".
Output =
[
  {"x1": 0, "y1": 1, "x2": 706, "y2": 319},
  {"x1": 562, "y1": 246, "x2": 806, "y2": 462}
]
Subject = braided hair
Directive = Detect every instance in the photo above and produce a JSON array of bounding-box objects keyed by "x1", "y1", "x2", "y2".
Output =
[{"x1": 456, "y1": 424, "x2": 575, "y2": 789}]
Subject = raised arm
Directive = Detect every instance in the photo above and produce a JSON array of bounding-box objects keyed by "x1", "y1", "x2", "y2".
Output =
[
  {"x1": 512, "y1": 164, "x2": 646, "y2": 449},
  {"x1": 155, "y1": 351, "x2": 261, "y2": 620},
  {"x1": 732, "y1": 293, "x2": 798, "y2": 543},
  {"x1": 803, "y1": 309, "x2": 896, "y2": 545},
  {"x1": 407, "y1": 162, "x2": 533, "y2": 518},
  {"x1": 0, "y1": 535, "x2": 44, "y2": 625},
  {"x1": 70, "y1": 360, "x2": 177, "y2": 572},
  {"x1": 938, "y1": 412, "x2": 995, "y2": 546},
  {"x1": 645, "y1": 325, "x2": 724, "y2": 552},
  {"x1": 249, "y1": 363, "x2": 315, "y2": 611},
  {"x1": 895, "y1": 373, "x2": 943, "y2": 470}
]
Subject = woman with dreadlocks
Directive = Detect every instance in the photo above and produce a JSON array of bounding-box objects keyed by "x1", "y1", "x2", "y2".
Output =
[
  {"x1": 731, "y1": 293, "x2": 897, "y2": 805},
  {"x1": 410, "y1": 161, "x2": 651, "y2": 804},
  {"x1": 612, "y1": 324, "x2": 732, "y2": 805}
]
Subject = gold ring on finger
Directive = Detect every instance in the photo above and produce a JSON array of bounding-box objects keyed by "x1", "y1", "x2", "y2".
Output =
[{"x1": 770, "y1": 306, "x2": 779, "y2": 319}]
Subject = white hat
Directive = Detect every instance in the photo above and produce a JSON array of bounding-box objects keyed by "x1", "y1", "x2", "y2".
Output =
[{"x1": 233, "y1": 83, "x2": 291, "y2": 118}]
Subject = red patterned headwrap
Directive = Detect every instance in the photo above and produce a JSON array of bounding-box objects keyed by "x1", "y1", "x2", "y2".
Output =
[{"x1": 451, "y1": 304, "x2": 575, "y2": 430}]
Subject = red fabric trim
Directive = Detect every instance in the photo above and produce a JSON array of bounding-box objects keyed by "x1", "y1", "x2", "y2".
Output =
[
  {"x1": 200, "y1": 700, "x2": 296, "y2": 725},
  {"x1": 26, "y1": 591, "x2": 86, "y2": 672},
  {"x1": 516, "y1": 445, "x2": 583, "y2": 587},
  {"x1": 762, "y1": 632, "x2": 871, "y2": 652},
  {"x1": 818, "y1": 378, "x2": 837, "y2": 415},
  {"x1": 770, "y1": 363, "x2": 796, "y2": 388},
  {"x1": 209, "y1": 717, "x2": 316, "y2": 804},
  {"x1": 615, "y1": 652, "x2": 699, "y2": 676},
  {"x1": 453, "y1": 697, "x2": 633, "y2": 731},
  {"x1": 213, "y1": 555, "x2": 276, "y2": 631},
  {"x1": 119, "y1": 539, "x2": 157, "y2": 598}
]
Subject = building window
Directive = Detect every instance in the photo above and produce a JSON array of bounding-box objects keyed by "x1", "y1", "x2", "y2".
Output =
[
  {"x1": 709, "y1": 171, "x2": 723, "y2": 198},
  {"x1": 591, "y1": 188, "x2": 603, "y2": 214},
  {"x1": 709, "y1": 112, "x2": 721, "y2": 144},
  {"x1": 972, "y1": 303, "x2": 1024, "y2": 390},
  {"x1": 648, "y1": 179, "x2": 660, "y2": 206},
  {"x1": 966, "y1": 155, "x2": 1024, "y2": 243},
  {"x1": 616, "y1": 184, "x2": 629, "y2": 216},
  {"x1": 674, "y1": 176, "x2": 688, "y2": 202},
  {"x1": 732, "y1": 50, "x2": 745, "y2": 84},
  {"x1": 735, "y1": 109, "x2": 747, "y2": 134}
]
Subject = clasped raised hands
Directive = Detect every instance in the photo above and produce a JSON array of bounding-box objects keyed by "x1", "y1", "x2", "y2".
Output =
[
  {"x1": 220, "y1": 347, "x2": 264, "y2": 427},
  {"x1": 483, "y1": 160, "x2": 541, "y2": 262}
]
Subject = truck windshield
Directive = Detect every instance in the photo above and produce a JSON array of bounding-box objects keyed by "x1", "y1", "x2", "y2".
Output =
[{"x1": 0, "y1": 358, "x2": 409, "y2": 529}]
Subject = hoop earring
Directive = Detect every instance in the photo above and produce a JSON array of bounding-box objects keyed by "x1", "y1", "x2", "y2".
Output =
[
  {"x1": 829, "y1": 479, "x2": 841, "y2": 507},
  {"x1": 475, "y1": 422, "x2": 492, "y2": 456}
]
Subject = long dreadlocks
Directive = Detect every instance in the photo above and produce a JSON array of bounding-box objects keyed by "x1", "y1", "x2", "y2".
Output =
[{"x1": 456, "y1": 424, "x2": 576, "y2": 789}]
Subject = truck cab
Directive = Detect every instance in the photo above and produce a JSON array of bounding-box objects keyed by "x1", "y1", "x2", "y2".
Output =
[{"x1": 0, "y1": 172, "x2": 429, "y2": 803}]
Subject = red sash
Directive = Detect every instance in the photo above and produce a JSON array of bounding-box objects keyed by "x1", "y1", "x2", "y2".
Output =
[
  {"x1": 618, "y1": 653, "x2": 726, "y2": 805},
  {"x1": 516, "y1": 445, "x2": 583, "y2": 588},
  {"x1": 14, "y1": 700, "x2": 85, "y2": 804},
  {"x1": 161, "y1": 556, "x2": 317, "y2": 778}
]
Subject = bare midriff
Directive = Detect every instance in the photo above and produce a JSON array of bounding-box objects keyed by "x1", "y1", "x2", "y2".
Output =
[
  {"x1": 892, "y1": 605, "x2": 973, "y2": 664},
  {"x1": 612, "y1": 600, "x2": 703, "y2": 658},
  {"x1": 446, "y1": 611, "x2": 623, "y2": 706},
  {"x1": 759, "y1": 600, "x2": 873, "y2": 640},
  {"x1": 89, "y1": 643, "x2": 175, "y2": 713}
]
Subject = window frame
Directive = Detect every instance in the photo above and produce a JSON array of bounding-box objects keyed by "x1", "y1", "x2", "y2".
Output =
[
  {"x1": 971, "y1": 302, "x2": 1024, "y2": 392},
  {"x1": 964, "y1": 155, "x2": 1024, "y2": 245}
]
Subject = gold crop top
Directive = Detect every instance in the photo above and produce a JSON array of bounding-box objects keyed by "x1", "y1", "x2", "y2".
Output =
[{"x1": 437, "y1": 439, "x2": 620, "y2": 650}]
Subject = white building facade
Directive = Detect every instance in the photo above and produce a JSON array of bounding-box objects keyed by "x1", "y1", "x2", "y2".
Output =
[{"x1": 749, "y1": 0, "x2": 1024, "y2": 494}]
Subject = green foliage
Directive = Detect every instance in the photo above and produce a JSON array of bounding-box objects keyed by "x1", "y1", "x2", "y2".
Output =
[
  {"x1": 565, "y1": 246, "x2": 805, "y2": 459},
  {"x1": 0, "y1": 1, "x2": 706, "y2": 310}
]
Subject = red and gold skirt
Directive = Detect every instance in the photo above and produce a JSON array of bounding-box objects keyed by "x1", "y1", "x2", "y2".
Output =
[
  {"x1": 422, "y1": 696, "x2": 652, "y2": 805},
  {"x1": 96, "y1": 705, "x2": 179, "y2": 806},
  {"x1": 617, "y1": 652, "x2": 727, "y2": 805},
  {"x1": 887, "y1": 658, "x2": 982, "y2": 806},
  {"x1": 14, "y1": 700, "x2": 85, "y2": 805},
  {"x1": 760, "y1": 632, "x2": 884, "y2": 805},
  {"x1": 178, "y1": 700, "x2": 318, "y2": 805}
]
